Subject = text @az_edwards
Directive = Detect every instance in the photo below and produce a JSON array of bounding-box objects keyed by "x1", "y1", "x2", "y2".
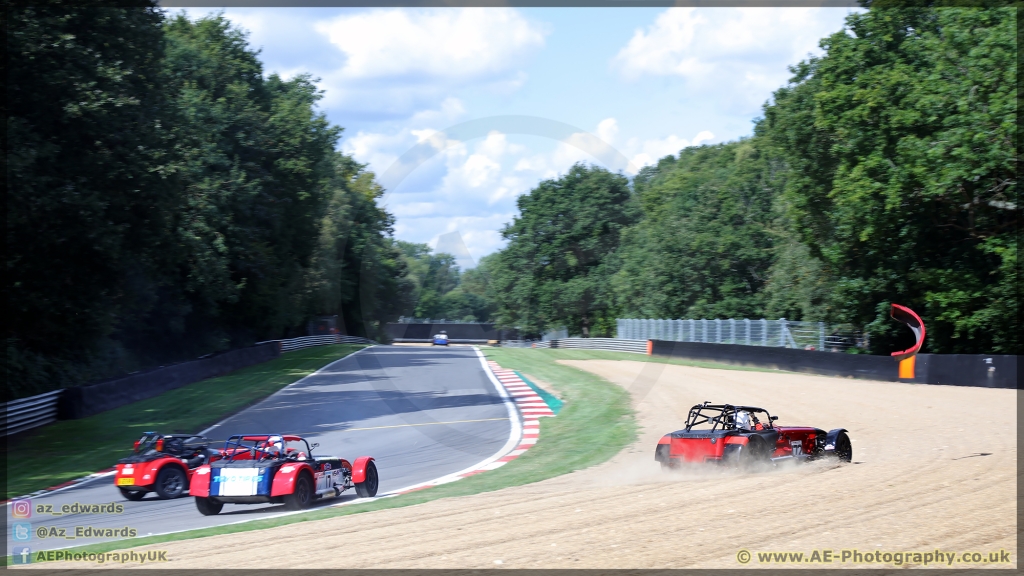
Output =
[
  {"x1": 736, "y1": 548, "x2": 1013, "y2": 566},
  {"x1": 31, "y1": 501, "x2": 124, "y2": 516},
  {"x1": 9, "y1": 499, "x2": 124, "y2": 518},
  {"x1": 31, "y1": 525, "x2": 138, "y2": 540}
]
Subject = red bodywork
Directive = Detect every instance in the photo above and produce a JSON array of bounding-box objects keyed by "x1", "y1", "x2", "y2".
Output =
[
  {"x1": 655, "y1": 403, "x2": 850, "y2": 468},
  {"x1": 114, "y1": 440, "x2": 247, "y2": 495},
  {"x1": 189, "y1": 434, "x2": 376, "y2": 506},
  {"x1": 659, "y1": 426, "x2": 824, "y2": 463}
]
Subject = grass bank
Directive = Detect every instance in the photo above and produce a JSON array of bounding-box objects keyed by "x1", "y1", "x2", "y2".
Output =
[
  {"x1": 4, "y1": 344, "x2": 366, "y2": 499},
  {"x1": 13, "y1": 347, "x2": 637, "y2": 560}
]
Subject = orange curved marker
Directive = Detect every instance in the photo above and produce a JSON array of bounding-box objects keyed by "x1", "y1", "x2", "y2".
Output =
[{"x1": 890, "y1": 304, "x2": 926, "y2": 379}]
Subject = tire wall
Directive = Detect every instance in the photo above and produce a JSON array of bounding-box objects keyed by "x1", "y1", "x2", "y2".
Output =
[{"x1": 648, "y1": 340, "x2": 1018, "y2": 389}]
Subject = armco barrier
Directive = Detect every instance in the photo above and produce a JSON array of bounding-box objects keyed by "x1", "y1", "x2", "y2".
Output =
[
  {"x1": 2, "y1": 390, "x2": 63, "y2": 437},
  {"x1": 546, "y1": 338, "x2": 647, "y2": 354},
  {"x1": 58, "y1": 343, "x2": 282, "y2": 420},
  {"x1": 649, "y1": 340, "x2": 1019, "y2": 388}
]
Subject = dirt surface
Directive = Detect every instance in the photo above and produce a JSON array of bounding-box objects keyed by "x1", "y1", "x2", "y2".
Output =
[{"x1": 31, "y1": 360, "x2": 1016, "y2": 570}]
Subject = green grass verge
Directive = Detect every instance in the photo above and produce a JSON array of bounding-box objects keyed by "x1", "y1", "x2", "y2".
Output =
[
  {"x1": 3, "y1": 344, "x2": 366, "y2": 499},
  {"x1": 9, "y1": 347, "x2": 637, "y2": 563}
]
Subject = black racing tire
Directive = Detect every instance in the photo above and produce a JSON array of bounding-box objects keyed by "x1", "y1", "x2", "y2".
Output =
[
  {"x1": 655, "y1": 444, "x2": 676, "y2": 471},
  {"x1": 355, "y1": 461, "x2": 379, "y2": 498},
  {"x1": 284, "y1": 472, "x2": 314, "y2": 510},
  {"x1": 154, "y1": 465, "x2": 188, "y2": 499},
  {"x1": 194, "y1": 496, "x2": 223, "y2": 516},
  {"x1": 119, "y1": 487, "x2": 145, "y2": 501},
  {"x1": 832, "y1": 431, "x2": 853, "y2": 463},
  {"x1": 738, "y1": 437, "x2": 772, "y2": 471}
]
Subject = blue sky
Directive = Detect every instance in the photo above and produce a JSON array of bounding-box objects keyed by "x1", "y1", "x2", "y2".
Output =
[{"x1": 177, "y1": 6, "x2": 862, "y2": 267}]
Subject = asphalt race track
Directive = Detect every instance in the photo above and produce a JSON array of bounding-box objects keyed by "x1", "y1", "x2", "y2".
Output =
[{"x1": 8, "y1": 345, "x2": 513, "y2": 551}]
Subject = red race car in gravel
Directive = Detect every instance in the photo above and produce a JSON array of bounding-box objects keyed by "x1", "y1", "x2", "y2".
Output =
[
  {"x1": 114, "y1": 432, "x2": 238, "y2": 500},
  {"x1": 655, "y1": 402, "x2": 852, "y2": 470},
  {"x1": 189, "y1": 434, "x2": 378, "y2": 516}
]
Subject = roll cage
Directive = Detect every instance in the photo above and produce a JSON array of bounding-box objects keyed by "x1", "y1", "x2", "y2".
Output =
[
  {"x1": 684, "y1": 402, "x2": 777, "y2": 432},
  {"x1": 133, "y1": 432, "x2": 210, "y2": 455},
  {"x1": 218, "y1": 434, "x2": 319, "y2": 462}
]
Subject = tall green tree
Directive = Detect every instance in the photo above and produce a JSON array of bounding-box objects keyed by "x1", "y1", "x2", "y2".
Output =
[
  {"x1": 491, "y1": 164, "x2": 637, "y2": 337},
  {"x1": 760, "y1": 6, "x2": 1018, "y2": 353},
  {"x1": 612, "y1": 141, "x2": 778, "y2": 320},
  {"x1": 5, "y1": 1, "x2": 175, "y2": 398},
  {"x1": 5, "y1": 7, "x2": 414, "y2": 398}
]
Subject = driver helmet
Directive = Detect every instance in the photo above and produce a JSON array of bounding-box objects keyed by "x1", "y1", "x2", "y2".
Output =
[
  {"x1": 735, "y1": 410, "x2": 752, "y2": 431},
  {"x1": 267, "y1": 436, "x2": 283, "y2": 454}
]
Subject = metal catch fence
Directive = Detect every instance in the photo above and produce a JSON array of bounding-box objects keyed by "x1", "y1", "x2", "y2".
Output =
[
  {"x1": 499, "y1": 338, "x2": 647, "y2": 354},
  {"x1": 2, "y1": 389, "x2": 63, "y2": 437},
  {"x1": 259, "y1": 334, "x2": 377, "y2": 352},
  {"x1": 616, "y1": 318, "x2": 863, "y2": 352}
]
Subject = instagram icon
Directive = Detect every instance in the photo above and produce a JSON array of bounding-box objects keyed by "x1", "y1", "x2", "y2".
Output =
[{"x1": 12, "y1": 499, "x2": 32, "y2": 519}]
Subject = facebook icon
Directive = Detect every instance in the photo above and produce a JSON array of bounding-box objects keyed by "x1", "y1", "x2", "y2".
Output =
[{"x1": 12, "y1": 546, "x2": 32, "y2": 564}]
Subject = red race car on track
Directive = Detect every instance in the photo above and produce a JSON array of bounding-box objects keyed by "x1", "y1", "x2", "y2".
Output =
[
  {"x1": 655, "y1": 402, "x2": 852, "y2": 470},
  {"x1": 114, "y1": 432, "x2": 237, "y2": 500},
  {"x1": 189, "y1": 434, "x2": 378, "y2": 516}
]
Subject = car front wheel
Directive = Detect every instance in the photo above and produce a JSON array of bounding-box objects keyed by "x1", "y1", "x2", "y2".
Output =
[
  {"x1": 195, "y1": 497, "x2": 223, "y2": 516},
  {"x1": 284, "y1": 472, "x2": 314, "y2": 510},
  {"x1": 355, "y1": 461, "x2": 379, "y2": 498},
  {"x1": 831, "y1": 431, "x2": 852, "y2": 462}
]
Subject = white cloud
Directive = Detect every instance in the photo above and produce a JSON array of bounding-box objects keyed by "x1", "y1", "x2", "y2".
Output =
[
  {"x1": 611, "y1": 7, "x2": 857, "y2": 114},
  {"x1": 692, "y1": 130, "x2": 715, "y2": 146},
  {"x1": 410, "y1": 97, "x2": 466, "y2": 124},
  {"x1": 622, "y1": 128, "x2": 717, "y2": 171},
  {"x1": 309, "y1": 9, "x2": 547, "y2": 117},
  {"x1": 597, "y1": 117, "x2": 619, "y2": 144},
  {"x1": 314, "y1": 9, "x2": 547, "y2": 81}
]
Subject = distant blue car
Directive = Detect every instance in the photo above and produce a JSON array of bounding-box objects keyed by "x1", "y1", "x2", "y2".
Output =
[{"x1": 432, "y1": 333, "x2": 449, "y2": 346}]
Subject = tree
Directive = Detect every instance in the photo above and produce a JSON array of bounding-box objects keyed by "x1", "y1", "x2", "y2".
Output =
[
  {"x1": 612, "y1": 141, "x2": 778, "y2": 320},
  {"x1": 760, "y1": 6, "x2": 1018, "y2": 353},
  {"x1": 4, "y1": 7, "x2": 414, "y2": 397},
  {"x1": 492, "y1": 164, "x2": 637, "y2": 337},
  {"x1": 5, "y1": 0, "x2": 174, "y2": 398}
]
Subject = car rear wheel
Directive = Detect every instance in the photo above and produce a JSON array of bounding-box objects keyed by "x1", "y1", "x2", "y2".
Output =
[
  {"x1": 355, "y1": 461, "x2": 379, "y2": 498},
  {"x1": 655, "y1": 444, "x2": 677, "y2": 471},
  {"x1": 119, "y1": 487, "x2": 145, "y2": 501},
  {"x1": 154, "y1": 466, "x2": 187, "y2": 499},
  {"x1": 735, "y1": 438, "x2": 772, "y2": 471},
  {"x1": 194, "y1": 497, "x2": 223, "y2": 516},
  {"x1": 832, "y1": 431, "x2": 852, "y2": 463},
  {"x1": 284, "y1": 472, "x2": 314, "y2": 510}
]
